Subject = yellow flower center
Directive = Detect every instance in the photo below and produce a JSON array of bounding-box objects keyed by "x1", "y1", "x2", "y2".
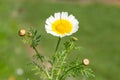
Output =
[{"x1": 52, "y1": 19, "x2": 73, "y2": 35}]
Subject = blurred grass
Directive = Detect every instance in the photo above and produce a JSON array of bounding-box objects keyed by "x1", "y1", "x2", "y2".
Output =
[{"x1": 0, "y1": 0, "x2": 120, "y2": 80}]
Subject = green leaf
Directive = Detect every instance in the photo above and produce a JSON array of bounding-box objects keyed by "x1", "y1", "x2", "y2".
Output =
[
  {"x1": 64, "y1": 41, "x2": 71, "y2": 50},
  {"x1": 81, "y1": 68, "x2": 95, "y2": 78}
]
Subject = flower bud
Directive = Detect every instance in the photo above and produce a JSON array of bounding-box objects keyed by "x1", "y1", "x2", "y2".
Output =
[
  {"x1": 28, "y1": 32, "x2": 32, "y2": 37},
  {"x1": 18, "y1": 29, "x2": 26, "y2": 36},
  {"x1": 71, "y1": 37, "x2": 78, "y2": 41},
  {"x1": 82, "y1": 58, "x2": 90, "y2": 66}
]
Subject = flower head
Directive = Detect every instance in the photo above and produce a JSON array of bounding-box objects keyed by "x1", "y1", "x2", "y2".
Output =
[
  {"x1": 18, "y1": 29, "x2": 26, "y2": 36},
  {"x1": 45, "y1": 12, "x2": 79, "y2": 37},
  {"x1": 82, "y1": 58, "x2": 90, "y2": 66}
]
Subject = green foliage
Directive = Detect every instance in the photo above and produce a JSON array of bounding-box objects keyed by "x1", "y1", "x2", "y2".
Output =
[
  {"x1": 29, "y1": 61, "x2": 48, "y2": 80},
  {"x1": 59, "y1": 61, "x2": 95, "y2": 80},
  {"x1": 20, "y1": 29, "x2": 94, "y2": 80},
  {"x1": 21, "y1": 28, "x2": 41, "y2": 48},
  {"x1": 51, "y1": 40, "x2": 94, "y2": 80},
  {"x1": 30, "y1": 29, "x2": 41, "y2": 48}
]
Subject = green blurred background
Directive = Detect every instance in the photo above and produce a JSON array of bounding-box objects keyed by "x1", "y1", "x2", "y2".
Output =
[{"x1": 0, "y1": 0, "x2": 120, "y2": 80}]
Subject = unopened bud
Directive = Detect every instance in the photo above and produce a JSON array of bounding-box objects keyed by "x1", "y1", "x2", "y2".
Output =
[
  {"x1": 82, "y1": 58, "x2": 89, "y2": 66},
  {"x1": 18, "y1": 29, "x2": 26, "y2": 36},
  {"x1": 72, "y1": 37, "x2": 78, "y2": 41},
  {"x1": 28, "y1": 32, "x2": 32, "y2": 37}
]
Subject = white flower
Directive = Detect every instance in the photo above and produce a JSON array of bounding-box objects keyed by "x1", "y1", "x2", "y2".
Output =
[{"x1": 45, "y1": 12, "x2": 79, "y2": 37}]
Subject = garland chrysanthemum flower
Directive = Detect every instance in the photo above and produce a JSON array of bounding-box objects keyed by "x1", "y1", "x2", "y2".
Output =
[{"x1": 45, "y1": 12, "x2": 79, "y2": 37}]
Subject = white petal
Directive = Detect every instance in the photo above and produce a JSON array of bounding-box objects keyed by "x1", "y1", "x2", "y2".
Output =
[
  {"x1": 54, "y1": 12, "x2": 60, "y2": 20},
  {"x1": 49, "y1": 16, "x2": 56, "y2": 23},
  {"x1": 72, "y1": 25, "x2": 79, "y2": 33},
  {"x1": 45, "y1": 25, "x2": 52, "y2": 31},
  {"x1": 47, "y1": 30, "x2": 60, "y2": 37},
  {"x1": 45, "y1": 18, "x2": 51, "y2": 25},
  {"x1": 45, "y1": 16, "x2": 55, "y2": 25},
  {"x1": 68, "y1": 15, "x2": 75, "y2": 20},
  {"x1": 71, "y1": 19, "x2": 79, "y2": 28},
  {"x1": 71, "y1": 19, "x2": 79, "y2": 33},
  {"x1": 61, "y1": 12, "x2": 68, "y2": 19}
]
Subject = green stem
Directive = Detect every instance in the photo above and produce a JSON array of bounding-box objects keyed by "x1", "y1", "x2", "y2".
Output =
[
  {"x1": 33, "y1": 47, "x2": 51, "y2": 79},
  {"x1": 56, "y1": 41, "x2": 74, "y2": 80},
  {"x1": 55, "y1": 51, "x2": 68, "y2": 80},
  {"x1": 51, "y1": 37, "x2": 61, "y2": 79},
  {"x1": 55, "y1": 37, "x2": 61, "y2": 52},
  {"x1": 33, "y1": 46, "x2": 43, "y2": 62}
]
